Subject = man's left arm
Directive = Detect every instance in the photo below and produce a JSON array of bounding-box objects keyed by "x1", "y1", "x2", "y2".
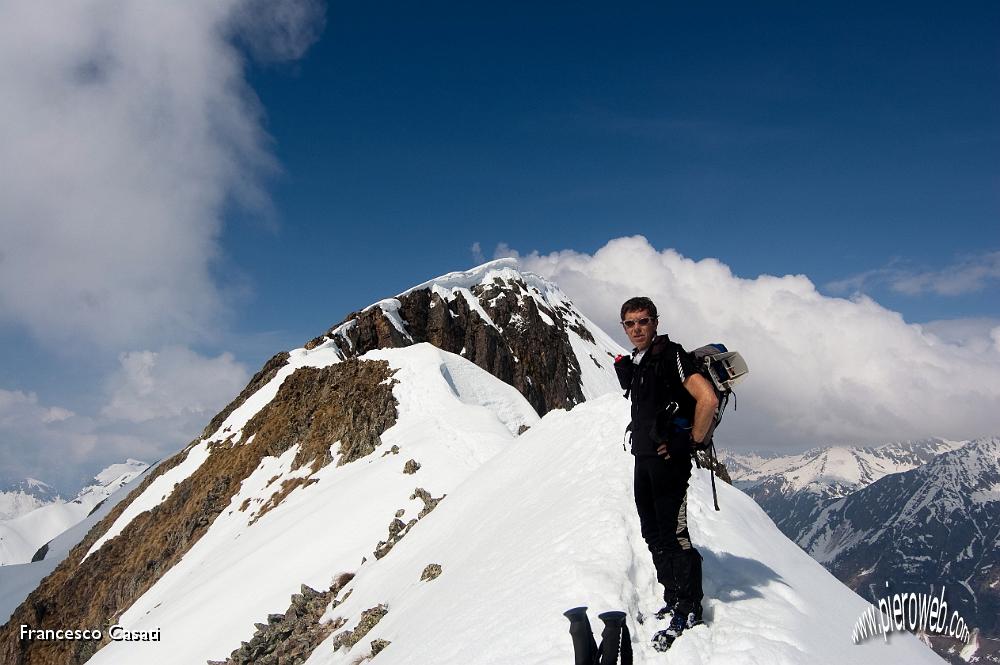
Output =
[{"x1": 683, "y1": 373, "x2": 719, "y2": 445}]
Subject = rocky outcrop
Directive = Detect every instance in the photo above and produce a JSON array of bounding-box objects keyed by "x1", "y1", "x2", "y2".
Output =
[
  {"x1": 0, "y1": 359, "x2": 398, "y2": 665},
  {"x1": 331, "y1": 604, "x2": 388, "y2": 652},
  {"x1": 215, "y1": 576, "x2": 353, "y2": 665},
  {"x1": 314, "y1": 275, "x2": 590, "y2": 417},
  {"x1": 373, "y1": 488, "x2": 445, "y2": 560},
  {"x1": 695, "y1": 448, "x2": 732, "y2": 485},
  {"x1": 420, "y1": 564, "x2": 442, "y2": 582}
]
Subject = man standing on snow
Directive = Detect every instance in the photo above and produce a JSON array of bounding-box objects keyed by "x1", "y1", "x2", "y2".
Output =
[{"x1": 613, "y1": 296, "x2": 718, "y2": 650}]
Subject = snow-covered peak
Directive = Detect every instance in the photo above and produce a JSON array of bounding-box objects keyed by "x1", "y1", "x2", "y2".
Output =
[
  {"x1": 0, "y1": 459, "x2": 149, "y2": 566},
  {"x1": 92, "y1": 459, "x2": 148, "y2": 487},
  {"x1": 399, "y1": 257, "x2": 527, "y2": 296},
  {"x1": 723, "y1": 438, "x2": 968, "y2": 496},
  {"x1": 314, "y1": 258, "x2": 626, "y2": 415},
  {"x1": 0, "y1": 476, "x2": 62, "y2": 522}
]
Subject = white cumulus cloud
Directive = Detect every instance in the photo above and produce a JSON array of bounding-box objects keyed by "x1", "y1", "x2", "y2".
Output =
[
  {"x1": 515, "y1": 236, "x2": 1000, "y2": 450},
  {"x1": 0, "y1": 0, "x2": 322, "y2": 492},
  {"x1": 0, "y1": 0, "x2": 324, "y2": 349},
  {"x1": 102, "y1": 346, "x2": 249, "y2": 423}
]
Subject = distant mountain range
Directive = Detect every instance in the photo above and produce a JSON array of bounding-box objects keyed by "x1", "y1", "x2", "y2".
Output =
[
  {"x1": 0, "y1": 478, "x2": 61, "y2": 522},
  {"x1": 0, "y1": 460, "x2": 149, "y2": 566},
  {"x1": 722, "y1": 438, "x2": 1000, "y2": 663}
]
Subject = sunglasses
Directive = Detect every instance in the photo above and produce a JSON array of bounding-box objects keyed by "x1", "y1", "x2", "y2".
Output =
[{"x1": 621, "y1": 317, "x2": 655, "y2": 329}]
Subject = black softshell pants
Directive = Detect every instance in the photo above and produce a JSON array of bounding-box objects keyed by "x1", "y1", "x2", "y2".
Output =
[{"x1": 633, "y1": 453, "x2": 704, "y2": 616}]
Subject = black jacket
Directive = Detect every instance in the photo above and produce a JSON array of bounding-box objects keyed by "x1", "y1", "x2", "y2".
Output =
[{"x1": 615, "y1": 334, "x2": 698, "y2": 457}]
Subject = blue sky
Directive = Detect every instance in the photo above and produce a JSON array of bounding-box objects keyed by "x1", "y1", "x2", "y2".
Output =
[
  {"x1": 0, "y1": 1, "x2": 997, "y2": 492},
  {"x1": 229, "y1": 0, "x2": 999, "y2": 338}
]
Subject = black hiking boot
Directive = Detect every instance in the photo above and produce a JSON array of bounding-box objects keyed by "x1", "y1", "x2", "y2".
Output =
[{"x1": 650, "y1": 607, "x2": 703, "y2": 652}]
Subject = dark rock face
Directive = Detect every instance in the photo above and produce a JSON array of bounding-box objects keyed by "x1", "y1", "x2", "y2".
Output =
[
  {"x1": 319, "y1": 276, "x2": 588, "y2": 417},
  {"x1": 30, "y1": 543, "x2": 49, "y2": 563},
  {"x1": 0, "y1": 359, "x2": 398, "y2": 665}
]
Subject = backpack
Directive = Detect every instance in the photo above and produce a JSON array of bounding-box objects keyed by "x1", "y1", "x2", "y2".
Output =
[
  {"x1": 688, "y1": 343, "x2": 749, "y2": 450},
  {"x1": 678, "y1": 343, "x2": 749, "y2": 512}
]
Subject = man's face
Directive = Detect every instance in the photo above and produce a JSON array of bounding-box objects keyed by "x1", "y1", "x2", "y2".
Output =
[{"x1": 622, "y1": 308, "x2": 657, "y2": 351}]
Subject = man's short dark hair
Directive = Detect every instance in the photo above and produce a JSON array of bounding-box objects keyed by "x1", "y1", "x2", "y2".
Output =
[{"x1": 620, "y1": 297, "x2": 658, "y2": 322}]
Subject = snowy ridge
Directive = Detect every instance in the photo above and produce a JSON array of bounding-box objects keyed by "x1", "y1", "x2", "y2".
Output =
[
  {"x1": 723, "y1": 438, "x2": 967, "y2": 496},
  {"x1": 5, "y1": 262, "x2": 951, "y2": 664},
  {"x1": 87, "y1": 376, "x2": 941, "y2": 664},
  {"x1": 0, "y1": 478, "x2": 59, "y2": 521},
  {"x1": 87, "y1": 344, "x2": 540, "y2": 665},
  {"x1": 84, "y1": 449, "x2": 211, "y2": 561},
  {"x1": 83, "y1": 260, "x2": 601, "y2": 569},
  {"x1": 0, "y1": 460, "x2": 148, "y2": 566}
]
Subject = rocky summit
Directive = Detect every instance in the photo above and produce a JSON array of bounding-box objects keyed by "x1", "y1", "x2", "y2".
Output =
[{"x1": 304, "y1": 259, "x2": 624, "y2": 415}]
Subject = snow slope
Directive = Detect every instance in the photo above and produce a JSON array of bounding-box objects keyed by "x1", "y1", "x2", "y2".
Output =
[
  {"x1": 300, "y1": 395, "x2": 941, "y2": 665},
  {"x1": 85, "y1": 345, "x2": 940, "y2": 665},
  {"x1": 0, "y1": 459, "x2": 147, "y2": 566},
  {"x1": 87, "y1": 343, "x2": 540, "y2": 665}
]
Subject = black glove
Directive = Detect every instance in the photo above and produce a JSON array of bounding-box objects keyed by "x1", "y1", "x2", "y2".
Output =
[{"x1": 613, "y1": 354, "x2": 633, "y2": 390}]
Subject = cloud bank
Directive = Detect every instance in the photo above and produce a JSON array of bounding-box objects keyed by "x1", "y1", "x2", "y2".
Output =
[
  {"x1": 0, "y1": 348, "x2": 248, "y2": 494},
  {"x1": 510, "y1": 236, "x2": 1000, "y2": 450},
  {"x1": 0, "y1": 0, "x2": 323, "y2": 348},
  {"x1": 0, "y1": 0, "x2": 323, "y2": 491}
]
